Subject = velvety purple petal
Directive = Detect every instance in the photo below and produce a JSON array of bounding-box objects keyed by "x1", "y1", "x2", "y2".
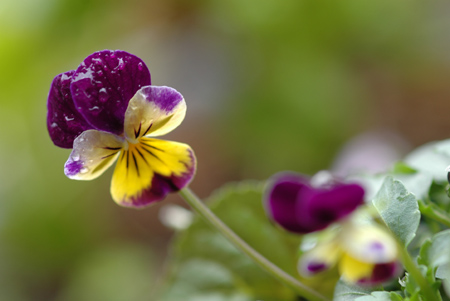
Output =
[
  {"x1": 294, "y1": 188, "x2": 331, "y2": 232},
  {"x1": 306, "y1": 262, "x2": 327, "y2": 273},
  {"x1": 70, "y1": 50, "x2": 151, "y2": 135},
  {"x1": 358, "y1": 262, "x2": 401, "y2": 285},
  {"x1": 266, "y1": 173, "x2": 320, "y2": 233},
  {"x1": 47, "y1": 71, "x2": 93, "y2": 148},
  {"x1": 306, "y1": 184, "x2": 365, "y2": 225},
  {"x1": 124, "y1": 171, "x2": 193, "y2": 208}
]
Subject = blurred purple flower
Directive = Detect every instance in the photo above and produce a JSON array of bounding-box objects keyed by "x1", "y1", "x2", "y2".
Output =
[
  {"x1": 265, "y1": 172, "x2": 365, "y2": 234},
  {"x1": 47, "y1": 50, "x2": 196, "y2": 208}
]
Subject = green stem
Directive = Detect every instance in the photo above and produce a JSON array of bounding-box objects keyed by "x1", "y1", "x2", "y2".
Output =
[
  {"x1": 398, "y1": 245, "x2": 442, "y2": 301},
  {"x1": 179, "y1": 187, "x2": 330, "y2": 301},
  {"x1": 419, "y1": 200, "x2": 450, "y2": 228}
]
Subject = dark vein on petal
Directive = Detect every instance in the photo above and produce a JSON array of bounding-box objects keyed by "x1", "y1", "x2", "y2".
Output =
[
  {"x1": 135, "y1": 146, "x2": 149, "y2": 165},
  {"x1": 126, "y1": 150, "x2": 129, "y2": 169},
  {"x1": 132, "y1": 152, "x2": 139, "y2": 177},
  {"x1": 104, "y1": 146, "x2": 122, "y2": 150},
  {"x1": 140, "y1": 141, "x2": 165, "y2": 152},
  {"x1": 134, "y1": 122, "x2": 142, "y2": 139},
  {"x1": 101, "y1": 151, "x2": 118, "y2": 159},
  {"x1": 119, "y1": 151, "x2": 126, "y2": 162},
  {"x1": 141, "y1": 145, "x2": 166, "y2": 165},
  {"x1": 142, "y1": 123, "x2": 153, "y2": 137}
]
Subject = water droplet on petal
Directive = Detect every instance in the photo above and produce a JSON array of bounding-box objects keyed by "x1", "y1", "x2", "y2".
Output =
[
  {"x1": 72, "y1": 155, "x2": 80, "y2": 161},
  {"x1": 138, "y1": 62, "x2": 143, "y2": 71},
  {"x1": 80, "y1": 167, "x2": 89, "y2": 174},
  {"x1": 117, "y1": 58, "x2": 125, "y2": 70},
  {"x1": 99, "y1": 88, "x2": 109, "y2": 103}
]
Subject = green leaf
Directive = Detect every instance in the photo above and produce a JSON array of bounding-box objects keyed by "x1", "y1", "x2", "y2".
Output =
[
  {"x1": 356, "y1": 291, "x2": 403, "y2": 301},
  {"x1": 436, "y1": 263, "x2": 450, "y2": 298},
  {"x1": 392, "y1": 162, "x2": 417, "y2": 174},
  {"x1": 334, "y1": 281, "x2": 403, "y2": 301},
  {"x1": 428, "y1": 229, "x2": 450, "y2": 269},
  {"x1": 390, "y1": 172, "x2": 433, "y2": 202},
  {"x1": 404, "y1": 139, "x2": 450, "y2": 183},
  {"x1": 158, "y1": 181, "x2": 313, "y2": 301},
  {"x1": 333, "y1": 280, "x2": 374, "y2": 300},
  {"x1": 349, "y1": 168, "x2": 432, "y2": 203},
  {"x1": 399, "y1": 272, "x2": 421, "y2": 298},
  {"x1": 372, "y1": 177, "x2": 420, "y2": 247},
  {"x1": 333, "y1": 280, "x2": 384, "y2": 301}
]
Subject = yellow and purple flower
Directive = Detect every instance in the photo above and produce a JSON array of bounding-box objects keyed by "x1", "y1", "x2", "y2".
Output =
[
  {"x1": 47, "y1": 50, "x2": 196, "y2": 208},
  {"x1": 265, "y1": 172, "x2": 400, "y2": 285},
  {"x1": 298, "y1": 221, "x2": 401, "y2": 285}
]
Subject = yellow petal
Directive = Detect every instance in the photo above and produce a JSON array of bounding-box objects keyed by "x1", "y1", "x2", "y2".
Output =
[
  {"x1": 110, "y1": 138, "x2": 195, "y2": 207},
  {"x1": 339, "y1": 253, "x2": 375, "y2": 283}
]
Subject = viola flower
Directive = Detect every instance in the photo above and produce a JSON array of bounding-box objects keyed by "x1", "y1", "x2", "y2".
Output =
[
  {"x1": 298, "y1": 222, "x2": 401, "y2": 285},
  {"x1": 265, "y1": 172, "x2": 365, "y2": 234},
  {"x1": 264, "y1": 171, "x2": 401, "y2": 285},
  {"x1": 47, "y1": 50, "x2": 196, "y2": 208}
]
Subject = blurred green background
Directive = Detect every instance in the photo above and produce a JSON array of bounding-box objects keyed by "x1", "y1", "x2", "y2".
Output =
[{"x1": 2, "y1": 0, "x2": 450, "y2": 300}]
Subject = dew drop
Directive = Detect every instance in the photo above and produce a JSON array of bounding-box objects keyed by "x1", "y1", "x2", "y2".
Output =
[
  {"x1": 80, "y1": 167, "x2": 89, "y2": 174},
  {"x1": 98, "y1": 88, "x2": 109, "y2": 103},
  {"x1": 138, "y1": 62, "x2": 143, "y2": 71},
  {"x1": 117, "y1": 58, "x2": 125, "y2": 70},
  {"x1": 72, "y1": 155, "x2": 80, "y2": 161},
  {"x1": 97, "y1": 70, "x2": 103, "y2": 76}
]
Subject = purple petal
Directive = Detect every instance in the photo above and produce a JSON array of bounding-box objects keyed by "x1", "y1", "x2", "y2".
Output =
[
  {"x1": 266, "y1": 172, "x2": 365, "y2": 234},
  {"x1": 65, "y1": 159, "x2": 83, "y2": 176},
  {"x1": 70, "y1": 50, "x2": 151, "y2": 135},
  {"x1": 358, "y1": 262, "x2": 401, "y2": 285},
  {"x1": 266, "y1": 173, "x2": 320, "y2": 233},
  {"x1": 306, "y1": 262, "x2": 328, "y2": 273},
  {"x1": 306, "y1": 184, "x2": 365, "y2": 225},
  {"x1": 124, "y1": 172, "x2": 192, "y2": 208},
  {"x1": 47, "y1": 71, "x2": 93, "y2": 148}
]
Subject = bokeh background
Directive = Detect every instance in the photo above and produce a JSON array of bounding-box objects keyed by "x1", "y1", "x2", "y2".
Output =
[{"x1": 2, "y1": 0, "x2": 450, "y2": 300}]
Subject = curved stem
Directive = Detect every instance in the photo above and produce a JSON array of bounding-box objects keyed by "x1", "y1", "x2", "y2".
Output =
[
  {"x1": 179, "y1": 187, "x2": 330, "y2": 301},
  {"x1": 398, "y1": 244, "x2": 442, "y2": 301},
  {"x1": 419, "y1": 200, "x2": 450, "y2": 228}
]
